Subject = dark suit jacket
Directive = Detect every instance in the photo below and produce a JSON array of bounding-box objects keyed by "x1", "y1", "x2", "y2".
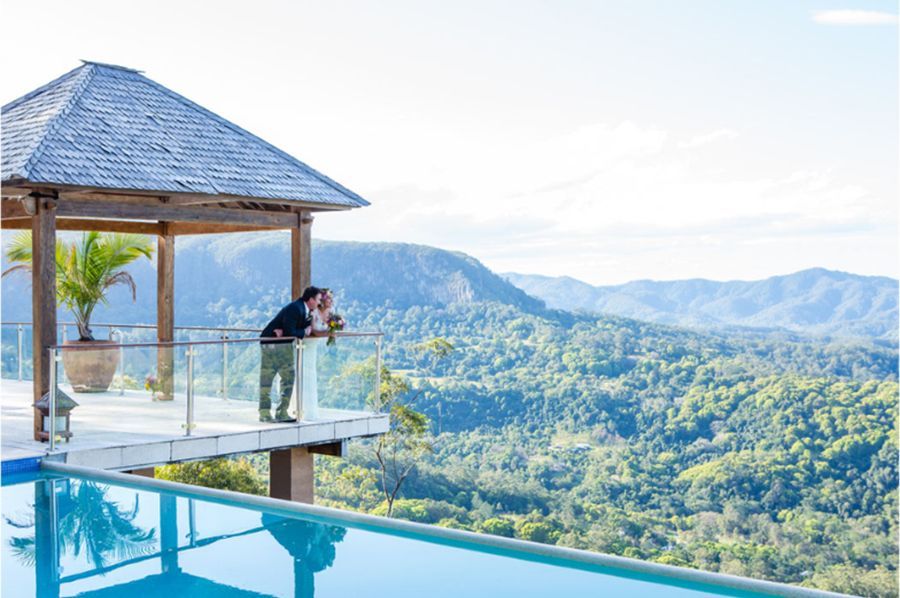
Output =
[{"x1": 260, "y1": 300, "x2": 310, "y2": 344}]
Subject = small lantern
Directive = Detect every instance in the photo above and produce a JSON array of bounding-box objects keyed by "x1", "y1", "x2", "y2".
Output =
[{"x1": 34, "y1": 390, "x2": 79, "y2": 443}]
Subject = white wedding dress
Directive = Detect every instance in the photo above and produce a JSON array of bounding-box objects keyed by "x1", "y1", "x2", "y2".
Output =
[{"x1": 298, "y1": 309, "x2": 330, "y2": 420}]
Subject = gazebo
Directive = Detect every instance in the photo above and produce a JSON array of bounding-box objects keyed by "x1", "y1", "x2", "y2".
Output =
[{"x1": 1, "y1": 61, "x2": 370, "y2": 497}]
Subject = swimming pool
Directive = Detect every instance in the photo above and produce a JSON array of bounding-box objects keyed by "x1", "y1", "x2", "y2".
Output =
[{"x1": 2, "y1": 463, "x2": 839, "y2": 598}]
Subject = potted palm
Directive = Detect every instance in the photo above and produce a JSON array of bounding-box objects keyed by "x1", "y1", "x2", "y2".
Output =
[{"x1": 3, "y1": 231, "x2": 154, "y2": 392}]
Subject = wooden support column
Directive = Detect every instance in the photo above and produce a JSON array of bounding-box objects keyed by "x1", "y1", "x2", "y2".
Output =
[
  {"x1": 126, "y1": 467, "x2": 156, "y2": 478},
  {"x1": 291, "y1": 211, "x2": 313, "y2": 299},
  {"x1": 269, "y1": 447, "x2": 314, "y2": 504},
  {"x1": 157, "y1": 223, "x2": 175, "y2": 400},
  {"x1": 277, "y1": 213, "x2": 316, "y2": 504},
  {"x1": 31, "y1": 195, "x2": 57, "y2": 441}
]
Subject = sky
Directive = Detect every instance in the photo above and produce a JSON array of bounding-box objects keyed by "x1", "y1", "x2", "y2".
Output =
[{"x1": 1, "y1": 0, "x2": 897, "y2": 285}]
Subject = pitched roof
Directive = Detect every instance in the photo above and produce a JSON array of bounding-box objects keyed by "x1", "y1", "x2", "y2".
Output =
[{"x1": 1, "y1": 62, "x2": 368, "y2": 208}]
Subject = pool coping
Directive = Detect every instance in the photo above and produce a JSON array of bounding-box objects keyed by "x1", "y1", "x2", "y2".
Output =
[{"x1": 41, "y1": 461, "x2": 849, "y2": 598}]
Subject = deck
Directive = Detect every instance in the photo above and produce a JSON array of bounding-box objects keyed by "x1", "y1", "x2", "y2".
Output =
[{"x1": 0, "y1": 379, "x2": 388, "y2": 470}]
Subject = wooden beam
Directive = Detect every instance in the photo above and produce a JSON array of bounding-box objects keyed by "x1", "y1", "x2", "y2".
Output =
[
  {"x1": 165, "y1": 194, "x2": 349, "y2": 212},
  {"x1": 157, "y1": 223, "x2": 175, "y2": 400},
  {"x1": 1, "y1": 198, "x2": 32, "y2": 219},
  {"x1": 58, "y1": 191, "x2": 164, "y2": 205},
  {"x1": 291, "y1": 211, "x2": 313, "y2": 299},
  {"x1": 32, "y1": 196, "x2": 57, "y2": 441},
  {"x1": 5, "y1": 182, "x2": 356, "y2": 213},
  {"x1": 56, "y1": 198, "x2": 298, "y2": 228},
  {"x1": 168, "y1": 222, "x2": 279, "y2": 236},
  {"x1": 1, "y1": 217, "x2": 162, "y2": 235}
]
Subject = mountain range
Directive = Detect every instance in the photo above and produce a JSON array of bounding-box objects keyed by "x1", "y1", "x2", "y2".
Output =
[
  {"x1": 0, "y1": 233, "x2": 544, "y2": 329},
  {"x1": 1, "y1": 231, "x2": 896, "y2": 342},
  {"x1": 503, "y1": 269, "x2": 898, "y2": 342}
]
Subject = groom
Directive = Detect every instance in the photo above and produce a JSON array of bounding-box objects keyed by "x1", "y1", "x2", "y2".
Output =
[{"x1": 259, "y1": 286, "x2": 322, "y2": 422}]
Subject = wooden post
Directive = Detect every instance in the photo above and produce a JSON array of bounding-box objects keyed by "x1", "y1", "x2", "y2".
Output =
[
  {"x1": 32, "y1": 195, "x2": 57, "y2": 441},
  {"x1": 126, "y1": 467, "x2": 156, "y2": 478},
  {"x1": 277, "y1": 213, "x2": 315, "y2": 503},
  {"x1": 291, "y1": 211, "x2": 313, "y2": 299},
  {"x1": 157, "y1": 223, "x2": 175, "y2": 400},
  {"x1": 269, "y1": 447, "x2": 314, "y2": 503}
]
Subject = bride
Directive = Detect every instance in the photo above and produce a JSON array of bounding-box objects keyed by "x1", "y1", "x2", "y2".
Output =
[
  {"x1": 310, "y1": 288, "x2": 334, "y2": 336},
  {"x1": 299, "y1": 289, "x2": 334, "y2": 419}
]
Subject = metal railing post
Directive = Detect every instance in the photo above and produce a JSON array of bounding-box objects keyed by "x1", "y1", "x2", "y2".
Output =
[
  {"x1": 293, "y1": 338, "x2": 303, "y2": 420},
  {"x1": 185, "y1": 345, "x2": 195, "y2": 436},
  {"x1": 221, "y1": 334, "x2": 228, "y2": 400},
  {"x1": 16, "y1": 324, "x2": 23, "y2": 381},
  {"x1": 374, "y1": 335, "x2": 383, "y2": 411},
  {"x1": 48, "y1": 347, "x2": 59, "y2": 452},
  {"x1": 112, "y1": 328, "x2": 125, "y2": 396}
]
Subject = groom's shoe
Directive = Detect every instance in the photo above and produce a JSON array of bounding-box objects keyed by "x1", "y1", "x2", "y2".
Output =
[
  {"x1": 259, "y1": 411, "x2": 274, "y2": 423},
  {"x1": 275, "y1": 408, "x2": 296, "y2": 423}
]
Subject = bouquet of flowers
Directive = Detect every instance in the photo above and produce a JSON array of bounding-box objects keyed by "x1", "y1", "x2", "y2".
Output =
[
  {"x1": 327, "y1": 313, "x2": 345, "y2": 346},
  {"x1": 145, "y1": 373, "x2": 160, "y2": 399}
]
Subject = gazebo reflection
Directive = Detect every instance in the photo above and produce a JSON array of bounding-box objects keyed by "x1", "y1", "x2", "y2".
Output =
[{"x1": 9, "y1": 478, "x2": 346, "y2": 597}]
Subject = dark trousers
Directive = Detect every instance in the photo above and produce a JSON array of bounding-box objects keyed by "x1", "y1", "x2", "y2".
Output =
[{"x1": 259, "y1": 343, "x2": 294, "y2": 414}]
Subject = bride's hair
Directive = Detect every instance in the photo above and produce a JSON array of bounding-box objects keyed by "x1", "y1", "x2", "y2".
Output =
[{"x1": 317, "y1": 288, "x2": 333, "y2": 311}]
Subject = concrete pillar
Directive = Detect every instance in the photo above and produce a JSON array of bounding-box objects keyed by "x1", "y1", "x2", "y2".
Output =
[{"x1": 270, "y1": 447, "x2": 314, "y2": 504}]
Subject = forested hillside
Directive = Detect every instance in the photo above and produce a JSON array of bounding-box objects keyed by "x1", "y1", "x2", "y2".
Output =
[
  {"x1": 316, "y1": 301, "x2": 897, "y2": 597},
  {"x1": 2, "y1": 232, "x2": 896, "y2": 595}
]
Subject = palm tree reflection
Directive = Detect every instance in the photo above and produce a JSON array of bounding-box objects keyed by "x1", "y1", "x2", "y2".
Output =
[{"x1": 6, "y1": 478, "x2": 156, "y2": 571}]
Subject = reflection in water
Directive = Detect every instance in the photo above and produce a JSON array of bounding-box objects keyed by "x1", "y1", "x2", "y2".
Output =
[
  {"x1": 4, "y1": 477, "x2": 346, "y2": 597},
  {"x1": 6, "y1": 478, "x2": 156, "y2": 569},
  {"x1": 262, "y1": 514, "x2": 346, "y2": 598}
]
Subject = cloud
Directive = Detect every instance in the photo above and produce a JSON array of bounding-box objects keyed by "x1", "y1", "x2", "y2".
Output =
[
  {"x1": 678, "y1": 128, "x2": 739, "y2": 149},
  {"x1": 313, "y1": 119, "x2": 897, "y2": 285},
  {"x1": 812, "y1": 10, "x2": 898, "y2": 25}
]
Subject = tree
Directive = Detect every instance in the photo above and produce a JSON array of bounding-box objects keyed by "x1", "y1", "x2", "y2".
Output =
[
  {"x1": 2, "y1": 231, "x2": 154, "y2": 340},
  {"x1": 371, "y1": 338, "x2": 454, "y2": 517},
  {"x1": 373, "y1": 366, "x2": 434, "y2": 517},
  {"x1": 156, "y1": 457, "x2": 267, "y2": 495}
]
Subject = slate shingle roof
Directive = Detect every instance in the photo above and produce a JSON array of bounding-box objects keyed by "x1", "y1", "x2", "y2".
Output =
[{"x1": 1, "y1": 62, "x2": 368, "y2": 208}]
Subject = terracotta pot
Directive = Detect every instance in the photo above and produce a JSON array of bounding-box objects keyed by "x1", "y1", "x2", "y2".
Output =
[{"x1": 61, "y1": 340, "x2": 120, "y2": 393}]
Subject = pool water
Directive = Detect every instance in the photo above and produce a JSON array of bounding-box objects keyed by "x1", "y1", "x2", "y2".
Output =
[{"x1": 2, "y1": 471, "x2": 789, "y2": 597}]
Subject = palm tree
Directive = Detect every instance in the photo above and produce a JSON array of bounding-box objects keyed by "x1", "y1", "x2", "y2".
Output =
[{"x1": 3, "y1": 231, "x2": 154, "y2": 340}]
